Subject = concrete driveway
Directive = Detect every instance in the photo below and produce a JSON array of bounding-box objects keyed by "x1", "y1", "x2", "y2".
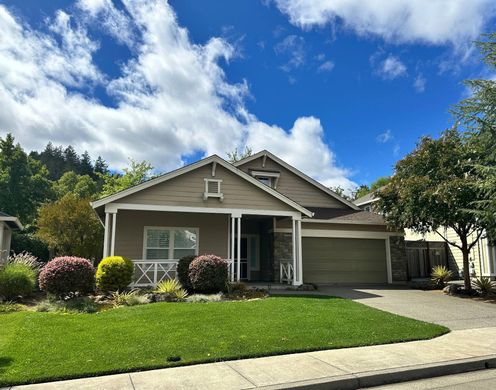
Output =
[{"x1": 318, "y1": 285, "x2": 496, "y2": 330}]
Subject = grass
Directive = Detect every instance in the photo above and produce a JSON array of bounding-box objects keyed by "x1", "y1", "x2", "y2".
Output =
[{"x1": 0, "y1": 296, "x2": 448, "y2": 386}]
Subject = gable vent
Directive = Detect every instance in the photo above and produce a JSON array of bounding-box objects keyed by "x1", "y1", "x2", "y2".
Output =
[{"x1": 204, "y1": 179, "x2": 223, "y2": 201}]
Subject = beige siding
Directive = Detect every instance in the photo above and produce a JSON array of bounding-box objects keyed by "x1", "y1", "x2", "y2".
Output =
[
  {"x1": 237, "y1": 156, "x2": 349, "y2": 209},
  {"x1": 302, "y1": 237, "x2": 388, "y2": 284},
  {"x1": 118, "y1": 164, "x2": 295, "y2": 212},
  {"x1": 114, "y1": 210, "x2": 229, "y2": 260},
  {"x1": 276, "y1": 219, "x2": 389, "y2": 232}
]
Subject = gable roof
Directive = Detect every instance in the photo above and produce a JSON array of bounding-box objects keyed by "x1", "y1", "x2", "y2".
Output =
[
  {"x1": 353, "y1": 192, "x2": 379, "y2": 207},
  {"x1": 233, "y1": 150, "x2": 360, "y2": 210},
  {"x1": 0, "y1": 211, "x2": 23, "y2": 230},
  {"x1": 91, "y1": 155, "x2": 313, "y2": 217}
]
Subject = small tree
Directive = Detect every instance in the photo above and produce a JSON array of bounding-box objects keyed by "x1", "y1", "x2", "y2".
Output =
[
  {"x1": 227, "y1": 146, "x2": 253, "y2": 163},
  {"x1": 377, "y1": 128, "x2": 484, "y2": 290},
  {"x1": 99, "y1": 159, "x2": 154, "y2": 197},
  {"x1": 36, "y1": 194, "x2": 103, "y2": 260}
]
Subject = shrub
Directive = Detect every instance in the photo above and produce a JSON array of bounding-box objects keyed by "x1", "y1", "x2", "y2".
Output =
[
  {"x1": 188, "y1": 255, "x2": 228, "y2": 293},
  {"x1": 11, "y1": 231, "x2": 49, "y2": 262},
  {"x1": 155, "y1": 279, "x2": 188, "y2": 300},
  {"x1": 177, "y1": 255, "x2": 196, "y2": 291},
  {"x1": 472, "y1": 277, "x2": 496, "y2": 295},
  {"x1": 39, "y1": 256, "x2": 95, "y2": 298},
  {"x1": 111, "y1": 289, "x2": 149, "y2": 307},
  {"x1": 0, "y1": 301, "x2": 25, "y2": 313},
  {"x1": 430, "y1": 265, "x2": 452, "y2": 288},
  {"x1": 0, "y1": 262, "x2": 37, "y2": 299},
  {"x1": 36, "y1": 297, "x2": 100, "y2": 313},
  {"x1": 96, "y1": 256, "x2": 134, "y2": 293},
  {"x1": 7, "y1": 252, "x2": 42, "y2": 271},
  {"x1": 226, "y1": 281, "x2": 247, "y2": 294}
]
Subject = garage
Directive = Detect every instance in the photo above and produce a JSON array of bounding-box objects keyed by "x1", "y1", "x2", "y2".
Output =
[{"x1": 302, "y1": 237, "x2": 388, "y2": 284}]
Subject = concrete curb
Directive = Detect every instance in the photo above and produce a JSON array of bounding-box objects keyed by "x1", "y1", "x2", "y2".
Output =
[{"x1": 259, "y1": 355, "x2": 496, "y2": 389}]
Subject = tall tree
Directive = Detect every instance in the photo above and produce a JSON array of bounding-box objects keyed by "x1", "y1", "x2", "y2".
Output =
[
  {"x1": 452, "y1": 32, "x2": 496, "y2": 239},
  {"x1": 54, "y1": 171, "x2": 98, "y2": 199},
  {"x1": 99, "y1": 159, "x2": 154, "y2": 197},
  {"x1": 79, "y1": 151, "x2": 94, "y2": 177},
  {"x1": 377, "y1": 128, "x2": 484, "y2": 290},
  {"x1": 37, "y1": 194, "x2": 103, "y2": 260},
  {"x1": 0, "y1": 134, "x2": 52, "y2": 223}
]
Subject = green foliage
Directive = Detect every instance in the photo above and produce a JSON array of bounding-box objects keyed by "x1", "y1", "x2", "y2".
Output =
[
  {"x1": 353, "y1": 185, "x2": 371, "y2": 200},
  {"x1": 36, "y1": 194, "x2": 103, "y2": 260},
  {"x1": 0, "y1": 262, "x2": 37, "y2": 300},
  {"x1": 329, "y1": 185, "x2": 351, "y2": 200},
  {"x1": 36, "y1": 297, "x2": 100, "y2": 313},
  {"x1": 155, "y1": 279, "x2": 188, "y2": 300},
  {"x1": 188, "y1": 255, "x2": 228, "y2": 293},
  {"x1": 111, "y1": 289, "x2": 149, "y2": 307},
  {"x1": 430, "y1": 266, "x2": 453, "y2": 288},
  {"x1": 353, "y1": 177, "x2": 391, "y2": 200},
  {"x1": 0, "y1": 134, "x2": 53, "y2": 224},
  {"x1": 0, "y1": 302, "x2": 25, "y2": 313},
  {"x1": 226, "y1": 281, "x2": 248, "y2": 293},
  {"x1": 226, "y1": 146, "x2": 253, "y2": 163},
  {"x1": 176, "y1": 255, "x2": 196, "y2": 291},
  {"x1": 96, "y1": 256, "x2": 134, "y2": 293},
  {"x1": 472, "y1": 277, "x2": 496, "y2": 295},
  {"x1": 54, "y1": 171, "x2": 98, "y2": 199},
  {"x1": 11, "y1": 231, "x2": 49, "y2": 262},
  {"x1": 98, "y1": 159, "x2": 154, "y2": 197},
  {"x1": 377, "y1": 128, "x2": 484, "y2": 290}
]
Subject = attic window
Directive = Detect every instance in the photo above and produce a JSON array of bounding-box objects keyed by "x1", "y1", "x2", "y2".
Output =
[
  {"x1": 204, "y1": 179, "x2": 223, "y2": 201},
  {"x1": 251, "y1": 170, "x2": 280, "y2": 189}
]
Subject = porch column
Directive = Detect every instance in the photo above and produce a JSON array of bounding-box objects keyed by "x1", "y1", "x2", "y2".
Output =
[
  {"x1": 237, "y1": 216, "x2": 241, "y2": 282},
  {"x1": 230, "y1": 216, "x2": 235, "y2": 281},
  {"x1": 0, "y1": 223, "x2": 4, "y2": 261},
  {"x1": 296, "y1": 219, "x2": 303, "y2": 285},
  {"x1": 103, "y1": 212, "x2": 110, "y2": 258},
  {"x1": 110, "y1": 211, "x2": 117, "y2": 257},
  {"x1": 292, "y1": 217, "x2": 297, "y2": 285}
]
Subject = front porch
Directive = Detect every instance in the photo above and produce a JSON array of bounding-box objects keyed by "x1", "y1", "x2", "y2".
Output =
[{"x1": 99, "y1": 205, "x2": 304, "y2": 288}]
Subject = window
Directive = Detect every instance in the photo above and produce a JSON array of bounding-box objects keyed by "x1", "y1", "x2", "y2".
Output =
[
  {"x1": 144, "y1": 227, "x2": 198, "y2": 260},
  {"x1": 250, "y1": 170, "x2": 280, "y2": 189},
  {"x1": 204, "y1": 179, "x2": 223, "y2": 201}
]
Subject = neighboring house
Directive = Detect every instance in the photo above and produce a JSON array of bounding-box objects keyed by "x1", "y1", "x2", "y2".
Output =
[
  {"x1": 354, "y1": 193, "x2": 496, "y2": 280},
  {"x1": 0, "y1": 212, "x2": 23, "y2": 262},
  {"x1": 91, "y1": 150, "x2": 407, "y2": 287}
]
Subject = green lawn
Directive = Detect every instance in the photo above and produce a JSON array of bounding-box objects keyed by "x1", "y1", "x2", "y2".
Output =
[{"x1": 0, "y1": 296, "x2": 448, "y2": 386}]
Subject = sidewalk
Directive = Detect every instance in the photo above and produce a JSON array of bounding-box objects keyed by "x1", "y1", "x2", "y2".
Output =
[{"x1": 6, "y1": 327, "x2": 496, "y2": 390}]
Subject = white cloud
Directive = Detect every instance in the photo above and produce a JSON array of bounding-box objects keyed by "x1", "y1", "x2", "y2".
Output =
[
  {"x1": 376, "y1": 130, "x2": 393, "y2": 143},
  {"x1": 0, "y1": 0, "x2": 354, "y2": 190},
  {"x1": 274, "y1": 34, "x2": 306, "y2": 72},
  {"x1": 318, "y1": 60, "x2": 334, "y2": 72},
  {"x1": 375, "y1": 54, "x2": 407, "y2": 80},
  {"x1": 273, "y1": 0, "x2": 496, "y2": 49},
  {"x1": 246, "y1": 117, "x2": 356, "y2": 191},
  {"x1": 413, "y1": 73, "x2": 426, "y2": 92}
]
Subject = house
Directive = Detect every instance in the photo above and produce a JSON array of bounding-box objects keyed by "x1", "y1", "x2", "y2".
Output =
[
  {"x1": 91, "y1": 151, "x2": 407, "y2": 287},
  {"x1": 354, "y1": 193, "x2": 496, "y2": 280},
  {"x1": 0, "y1": 212, "x2": 23, "y2": 262}
]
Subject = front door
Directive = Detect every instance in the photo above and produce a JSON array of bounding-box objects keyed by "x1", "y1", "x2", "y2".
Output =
[{"x1": 236, "y1": 235, "x2": 259, "y2": 280}]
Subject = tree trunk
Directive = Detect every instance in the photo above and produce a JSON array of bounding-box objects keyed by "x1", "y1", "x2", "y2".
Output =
[{"x1": 461, "y1": 237, "x2": 471, "y2": 291}]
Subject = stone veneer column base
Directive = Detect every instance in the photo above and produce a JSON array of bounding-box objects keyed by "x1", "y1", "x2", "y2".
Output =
[
  {"x1": 273, "y1": 232, "x2": 293, "y2": 283},
  {"x1": 390, "y1": 236, "x2": 408, "y2": 282}
]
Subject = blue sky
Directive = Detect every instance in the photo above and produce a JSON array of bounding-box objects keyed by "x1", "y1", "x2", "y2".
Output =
[{"x1": 1, "y1": 0, "x2": 495, "y2": 191}]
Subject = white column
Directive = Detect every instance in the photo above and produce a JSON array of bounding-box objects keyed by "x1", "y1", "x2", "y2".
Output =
[
  {"x1": 110, "y1": 212, "x2": 117, "y2": 257},
  {"x1": 237, "y1": 216, "x2": 241, "y2": 282},
  {"x1": 103, "y1": 212, "x2": 110, "y2": 258},
  {"x1": 297, "y1": 219, "x2": 303, "y2": 285},
  {"x1": 0, "y1": 223, "x2": 4, "y2": 261},
  {"x1": 292, "y1": 217, "x2": 297, "y2": 285},
  {"x1": 385, "y1": 237, "x2": 393, "y2": 284},
  {"x1": 230, "y1": 216, "x2": 235, "y2": 282}
]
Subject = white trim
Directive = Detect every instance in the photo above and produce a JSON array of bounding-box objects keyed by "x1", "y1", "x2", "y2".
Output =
[
  {"x1": 234, "y1": 150, "x2": 360, "y2": 211},
  {"x1": 292, "y1": 218, "x2": 297, "y2": 285},
  {"x1": 110, "y1": 212, "x2": 117, "y2": 256},
  {"x1": 142, "y1": 226, "x2": 199, "y2": 260},
  {"x1": 0, "y1": 223, "x2": 4, "y2": 254},
  {"x1": 105, "y1": 202, "x2": 302, "y2": 218},
  {"x1": 354, "y1": 197, "x2": 379, "y2": 207},
  {"x1": 91, "y1": 155, "x2": 312, "y2": 217},
  {"x1": 203, "y1": 178, "x2": 223, "y2": 201},
  {"x1": 212, "y1": 161, "x2": 217, "y2": 177},
  {"x1": 230, "y1": 216, "x2": 235, "y2": 281},
  {"x1": 274, "y1": 228, "x2": 402, "y2": 239},
  {"x1": 237, "y1": 217, "x2": 241, "y2": 282},
  {"x1": 0, "y1": 216, "x2": 23, "y2": 230},
  {"x1": 304, "y1": 218, "x2": 386, "y2": 226},
  {"x1": 385, "y1": 236, "x2": 393, "y2": 284},
  {"x1": 103, "y1": 212, "x2": 110, "y2": 258},
  {"x1": 250, "y1": 170, "x2": 280, "y2": 178}
]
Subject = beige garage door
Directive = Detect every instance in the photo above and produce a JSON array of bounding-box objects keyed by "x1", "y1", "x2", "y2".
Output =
[{"x1": 303, "y1": 237, "x2": 388, "y2": 284}]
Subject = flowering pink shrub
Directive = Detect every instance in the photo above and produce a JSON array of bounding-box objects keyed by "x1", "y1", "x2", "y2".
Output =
[
  {"x1": 188, "y1": 255, "x2": 228, "y2": 293},
  {"x1": 39, "y1": 256, "x2": 95, "y2": 297}
]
